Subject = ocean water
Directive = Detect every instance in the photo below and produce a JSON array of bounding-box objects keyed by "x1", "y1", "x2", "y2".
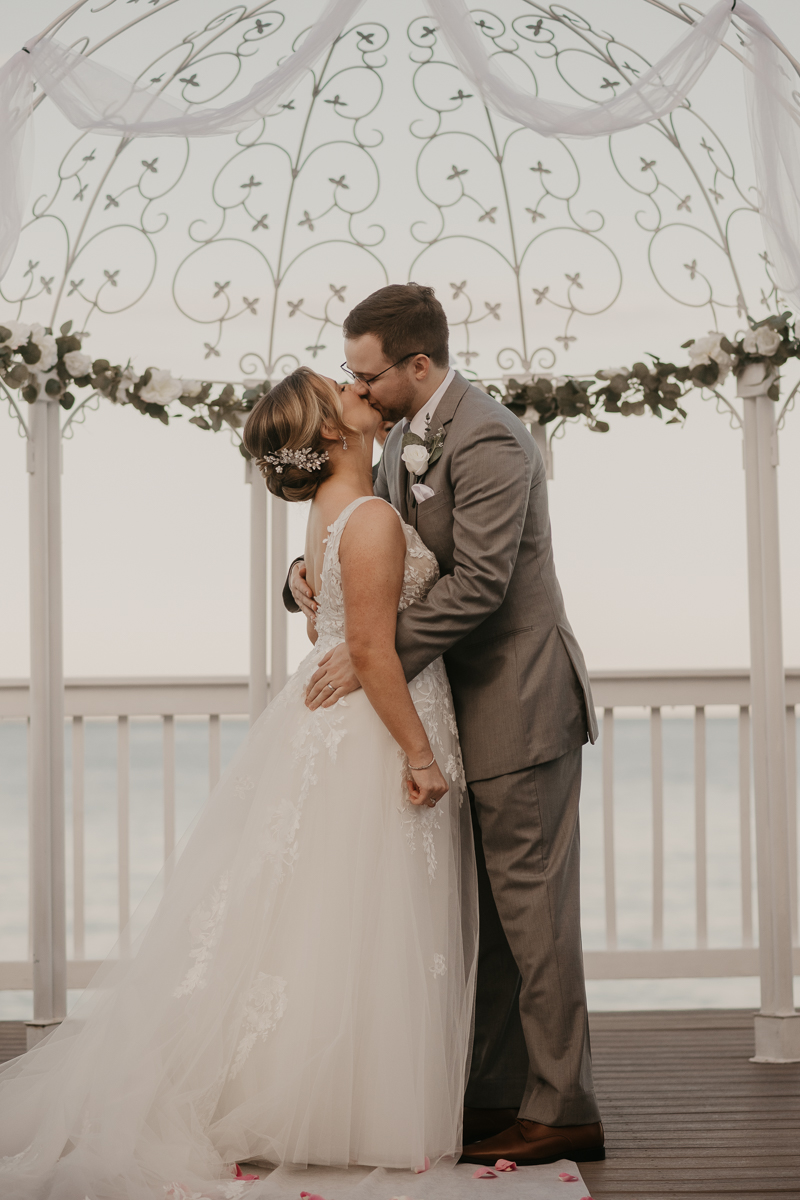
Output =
[{"x1": 0, "y1": 714, "x2": 798, "y2": 1019}]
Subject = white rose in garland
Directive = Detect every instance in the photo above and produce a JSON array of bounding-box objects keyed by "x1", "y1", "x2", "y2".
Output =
[
  {"x1": 401, "y1": 443, "x2": 431, "y2": 476},
  {"x1": 180, "y1": 379, "x2": 203, "y2": 397},
  {"x1": 139, "y1": 368, "x2": 183, "y2": 406},
  {"x1": 687, "y1": 332, "x2": 733, "y2": 383},
  {"x1": 742, "y1": 326, "x2": 782, "y2": 356},
  {"x1": 597, "y1": 366, "x2": 630, "y2": 380},
  {"x1": 0, "y1": 320, "x2": 32, "y2": 349},
  {"x1": 29, "y1": 324, "x2": 58, "y2": 371},
  {"x1": 63, "y1": 350, "x2": 93, "y2": 378}
]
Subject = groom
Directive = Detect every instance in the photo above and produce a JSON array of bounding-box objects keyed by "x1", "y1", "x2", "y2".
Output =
[{"x1": 285, "y1": 283, "x2": 603, "y2": 1166}]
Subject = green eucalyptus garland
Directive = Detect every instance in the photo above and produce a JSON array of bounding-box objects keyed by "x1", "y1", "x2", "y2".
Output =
[
  {"x1": 2, "y1": 313, "x2": 797, "y2": 455},
  {"x1": 490, "y1": 312, "x2": 798, "y2": 432}
]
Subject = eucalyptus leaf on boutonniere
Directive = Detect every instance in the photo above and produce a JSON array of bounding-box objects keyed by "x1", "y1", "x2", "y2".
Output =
[{"x1": 401, "y1": 416, "x2": 445, "y2": 503}]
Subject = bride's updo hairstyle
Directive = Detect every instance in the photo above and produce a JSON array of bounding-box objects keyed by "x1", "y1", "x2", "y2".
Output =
[{"x1": 243, "y1": 367, "x2": 355, "y2": 503}]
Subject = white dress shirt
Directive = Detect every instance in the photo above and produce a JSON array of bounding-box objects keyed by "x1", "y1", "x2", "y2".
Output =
[{"x1": 407, "y1": 367, "x2": 455, "y2": 437}]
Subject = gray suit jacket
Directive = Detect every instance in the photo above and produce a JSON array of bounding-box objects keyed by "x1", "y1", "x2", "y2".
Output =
[{"x1": 375, "y1": 372, "x2": 598, "y2": 782}]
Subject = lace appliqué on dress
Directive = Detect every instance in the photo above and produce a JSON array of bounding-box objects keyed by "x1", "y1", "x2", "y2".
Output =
[
  {"x1": 229, "y1": 972, "x2": 288, "y2": 1079},
  {"x1": 430, "y1": 954, "x2": 447, "y2": 978},
  {"x1": 174, "y1": 872, "x2": 230, "y2": 998},
  {"x1": 397, "y1": 796, "x2": 441, "y2": 883}
]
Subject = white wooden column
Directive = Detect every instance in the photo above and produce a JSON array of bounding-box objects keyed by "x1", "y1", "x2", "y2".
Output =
[
  {"x1": 247, "y1": 459, "x2": 268, "y2": 725},
  {"x1": 25, "y1": 396, "x2": 66, "y2": 1049},
  {"x1": 739, "y1": 362, "x2": 800, "y2": 1061}
]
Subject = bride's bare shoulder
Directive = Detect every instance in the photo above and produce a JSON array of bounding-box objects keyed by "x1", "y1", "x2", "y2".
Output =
[{"x1": 339, "y1": 498, "x2": 404, "y2": 558}]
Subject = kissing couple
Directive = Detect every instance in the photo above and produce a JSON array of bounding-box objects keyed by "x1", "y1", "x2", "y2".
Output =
[{"x1": 0, "y1": 284, "x2": 602, "y2": 1199}]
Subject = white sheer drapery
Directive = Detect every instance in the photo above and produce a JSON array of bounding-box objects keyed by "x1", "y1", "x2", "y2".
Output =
[
  {"x1": 427, "y1": 0, "x2": 731, "y2": 137},
  {"x1": 1, "y1": 0, "x2": 799, "y2": 307},
  {"x1": 740, "y1": 2, "x2": 800, "y2": 310}
]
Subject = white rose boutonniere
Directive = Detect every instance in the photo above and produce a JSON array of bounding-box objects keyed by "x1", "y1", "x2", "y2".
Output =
[
  {"x1": 401, "y1": 417, "x2": 446, "y2": 504},
  {"x1": 401, "y1": 442, "x2": 431, "y2": 475}
]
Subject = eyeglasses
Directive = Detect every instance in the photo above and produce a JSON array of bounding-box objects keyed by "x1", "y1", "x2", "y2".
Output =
[{"x1": 340, "y1": 352, "x2": 429, "y2": 387}]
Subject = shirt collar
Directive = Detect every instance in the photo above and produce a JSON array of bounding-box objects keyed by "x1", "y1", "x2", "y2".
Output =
[{"x1": 408, "y1": 367, "x2": 455, "y2": 437}]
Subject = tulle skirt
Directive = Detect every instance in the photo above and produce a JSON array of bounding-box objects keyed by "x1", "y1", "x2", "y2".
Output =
[{"x1": 0, "y1": 638, "x2": 478, "y2": 1199}]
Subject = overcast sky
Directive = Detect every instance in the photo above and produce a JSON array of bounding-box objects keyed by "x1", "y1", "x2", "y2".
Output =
[{"x1": 1, "y1": 0, "x2": 799, "y2": 681}]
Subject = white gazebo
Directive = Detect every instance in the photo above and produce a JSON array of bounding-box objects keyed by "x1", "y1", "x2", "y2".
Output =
[{"x1": 1, "y1": 0, "x2": 799, "y2": 1063}]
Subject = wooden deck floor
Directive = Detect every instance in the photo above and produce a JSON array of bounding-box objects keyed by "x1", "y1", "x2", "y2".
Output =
[
  {"x1": 583, "y1": 1010, "x2": 800, "y2": 1199},
  {"x1": 1, "y1": 1010, "x2": 798, "y2": 1197}
]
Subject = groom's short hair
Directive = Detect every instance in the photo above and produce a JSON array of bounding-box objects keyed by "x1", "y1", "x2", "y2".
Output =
[{"x1": 343, "y1": 283, "x2": 449, "y2": 369}]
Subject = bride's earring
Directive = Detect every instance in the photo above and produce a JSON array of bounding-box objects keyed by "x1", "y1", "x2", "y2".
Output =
[{"x1": 341, "y1": 435, "x2": 348, "y2": 451}]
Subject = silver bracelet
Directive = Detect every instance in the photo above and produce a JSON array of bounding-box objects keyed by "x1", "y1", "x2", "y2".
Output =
[{"x1": 409, "y1": 754, "x2": 436, "y2": 771}]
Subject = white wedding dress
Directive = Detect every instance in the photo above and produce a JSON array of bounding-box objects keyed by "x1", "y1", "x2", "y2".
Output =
[{"x1": 0, "y1": 496, "x2": 478, "y2": 1200}]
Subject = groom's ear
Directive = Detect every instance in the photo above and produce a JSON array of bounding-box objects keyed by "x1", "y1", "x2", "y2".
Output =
[{"x1": 411, "y1": 353, "x2": 433, "y2": 381}]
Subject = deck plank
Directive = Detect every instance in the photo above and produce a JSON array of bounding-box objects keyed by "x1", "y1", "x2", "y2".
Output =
[
  {"x1": 1, "y1": 1010, "x2": 799, "y2": 1196},
  {"x1": 0, "y1": 1020, "x2": 26, "y2": 1064},
  {"x1": 583, "y1": 1010, "x2": 800, "y2": 1198}
]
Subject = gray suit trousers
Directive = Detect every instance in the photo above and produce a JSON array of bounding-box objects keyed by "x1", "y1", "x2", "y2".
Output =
[{"x1": 465, "y1": 749, "x2": 600, "y2": 1126}]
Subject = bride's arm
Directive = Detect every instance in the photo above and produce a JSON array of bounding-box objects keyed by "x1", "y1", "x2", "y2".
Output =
[{"x1": 337, "y1": 502, "x2": 448, "y2": 809}]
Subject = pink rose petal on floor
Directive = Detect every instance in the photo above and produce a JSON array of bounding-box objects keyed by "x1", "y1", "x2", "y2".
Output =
[
  {"x1": 472, "y1": 1167, "x2": 497, "y2": 1179},
  {"x1": 299, "y1": 1192, "x2": 328, "y2": 1199},
  {"x1": 494, "y1": 1159, "x2": 517, "y2": 1171},
  {"x1": 558, "y1": 1173, "x2": 580, "y2": 1183},
  {"x1": 413, "y1": 1156, "x2": 430, "y2": 1174},
  {"x1": 234, "y1": 1164, "x2": 259, "y2": 1180}
]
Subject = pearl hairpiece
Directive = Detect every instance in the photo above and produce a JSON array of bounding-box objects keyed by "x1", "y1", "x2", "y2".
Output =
[{"x1": 257, "y1": 446, "x2": 329, "y2": 475}]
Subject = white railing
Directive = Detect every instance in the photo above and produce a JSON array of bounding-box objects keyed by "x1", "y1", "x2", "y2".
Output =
[
  {"x1": 0, "y1": 670, "x2": 798, "y2": 991},
  {"x1": 586, "y1": 670, "x2": 799, "y2": 981}
]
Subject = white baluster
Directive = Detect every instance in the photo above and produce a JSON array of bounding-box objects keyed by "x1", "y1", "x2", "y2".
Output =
[
  {"x1": 787, "y1": 705, "x2": 798, "y2": 946},
  {"x1": 651, "y1": 707, "x2": 664, "y2": 951},
  {"x1": 209, "y1": 714, "x2": 221, "y2": 789},
  {"x1": 602, "y1": 708, "x2": 617, "y2": 951},
  {"x1": 163, "y1": 714, "x2": 175, "y2": 877},
  {"x1": 247, "y1": 460, "x2": 268, "y2": 724},
  {"x1": 117, "y1": 715, "x2": 130, "y2": 953},
  {"x1": 72, "y1": 716, "x2": 85, "y2": 961},
  {"x1": 739, "y1": 706, "x2": 753, "y2": 948},
  {"x1": 695, "y1": 706, "x2": 707, "y2": 949},
  {"x1": 270, "y1": 494, "x2": 288, "y2": 697}
]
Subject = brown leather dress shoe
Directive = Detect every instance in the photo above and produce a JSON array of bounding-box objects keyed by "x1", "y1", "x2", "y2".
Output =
[
  {"x1": 462, "y1": 1107, "x2": 518, "y2": 1145},
  {"x1": 460, "y1": 1118, "x2": 605, "y2": 1166}
]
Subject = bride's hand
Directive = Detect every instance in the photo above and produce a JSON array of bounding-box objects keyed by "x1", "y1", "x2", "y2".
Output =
[
  {"x1": 306, "y1": 643, "x2": 362, "y2": 709},
  {"x1": 406, "y1": 760, "x2": 449, "y2": 808}
]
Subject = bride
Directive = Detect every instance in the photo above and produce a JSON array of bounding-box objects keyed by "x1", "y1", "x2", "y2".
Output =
[{"x1": 0, "y1": 368, "x2": 478, "y2": 1199}]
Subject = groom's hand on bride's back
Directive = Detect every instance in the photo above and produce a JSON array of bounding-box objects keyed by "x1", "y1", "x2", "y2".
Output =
[
  {"x1": 305, "y1": 642, "x2": 361, "y2": 709},
  {"x1": 290, "y1": 561, "x2": 318, "y2": 620}
]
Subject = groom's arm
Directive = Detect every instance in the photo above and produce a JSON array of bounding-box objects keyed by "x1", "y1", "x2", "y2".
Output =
[
  {"x1": 283, "y1": 558, "x2": 304, "y2": 614},
  {"x1": 395, "y1": 420, "x2": 534, "y2": 682}
]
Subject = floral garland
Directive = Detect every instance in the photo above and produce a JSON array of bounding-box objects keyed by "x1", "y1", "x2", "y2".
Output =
[
  {"x1": 0, "y1": 319, "x2": 257, "y2": 449},
  {"x1": 491, "y1": 312, "x2": 799, "y2": 432},
  {"x1": 1, "y1": 313, "x2": 797, "y2": 453}
]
